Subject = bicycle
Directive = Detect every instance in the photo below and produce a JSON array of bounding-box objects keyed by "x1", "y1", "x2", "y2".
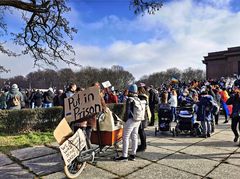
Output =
[{"x1": 60, "y1": 111, "x2": 123, "y2": 179}]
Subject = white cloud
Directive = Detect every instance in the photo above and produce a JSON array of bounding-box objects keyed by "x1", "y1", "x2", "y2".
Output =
[{"x1": 1, "y1": 0, "x2": 240, "y2": 80}]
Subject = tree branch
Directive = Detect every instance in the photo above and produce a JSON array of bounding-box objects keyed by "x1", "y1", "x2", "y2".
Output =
[{"x1": 0, "y1": 0, "x2": 50, "y2": 13}]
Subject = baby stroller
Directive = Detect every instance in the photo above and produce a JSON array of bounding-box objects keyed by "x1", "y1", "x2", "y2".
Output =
[
  {"x1": 175, "y1": 104, "x2": 196, "y2": 136},
  {"x1": 155, "y1": 104, "x2": 176, "y2": 136}
]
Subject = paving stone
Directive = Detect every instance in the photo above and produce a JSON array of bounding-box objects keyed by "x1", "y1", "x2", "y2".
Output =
[
  {"x1": 180, "y1": 145, "x2": 231, "y2": 161},
  {"x1": 148, "y1": 138, "x2": 191, "y2": 152},
  {"x1": 11, "y1": 146, "x2": 57, "y2": 161},
  {"x1": 219, "y1": 130, "x2": 234, "y2": 136},
  {"x1": 136, "y1": 145, "x2": 175, "y2": 162},
  {"x1": 42, "y1": 172, "x2": 67, "y2": 179},
  {"x1": 210, "y1": 133, "x2": 234, "y2": 141},
  {"x1": 96, "y1": 157, "x2": 151, "y2": 177},
  {"x1": 126, "y1": 163, "x2": 201, "y2": 179},
  {"x1": 207, "y1": 163, "x2": 240, "y2": 179},
  {"x1": 195, "y1": 138, "x2": 239, "y2": 152},
  {"x1": 171, "y1": 136, "x2": 205, "y2": 144},
  {"x1": 80, "y1": 163, "x2": 118, "y2": 179},
  {"x1": 158, "y1": 152, "x2": 219, "y2": 176},
  {"x1": 0, "y1": 153, "x2": 13, "y2": 166},
  {"x1": 0, "y1": 163, "x2": 35, "y2": 179},
  {"x1": 22, "y1": 153, "x2": 63, "y2": 176},
  {"x1": 146, "y1": 136, "x2": 159, "y2": 142},
  {"x1": 225, "y1": 148, "x2": 240, "y2": 167}
]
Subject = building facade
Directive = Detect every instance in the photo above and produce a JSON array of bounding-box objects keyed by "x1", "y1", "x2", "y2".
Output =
[{"x1": 203, "y1": 47, "x2": 240, "y2": 79}]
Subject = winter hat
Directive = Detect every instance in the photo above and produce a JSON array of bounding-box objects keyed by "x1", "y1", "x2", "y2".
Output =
[
  {"x1": 128, "y1": 84, "x2": 138, "y2": 93},
  {"x1": 48, "y1": 87, "x2": 54, "y2": 93},
  {"x1": 11, "y1": 84, "x2": 18, "y2": 89}
]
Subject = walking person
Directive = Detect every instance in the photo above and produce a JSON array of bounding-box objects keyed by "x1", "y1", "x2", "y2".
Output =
[
  {"x1": 219, "y1": 88, "x2": 232, "y2": 123},
  {"x1": 115, "y1": 84, "x2": 146, "y2": 161},
  {"x1": 226, "y1": 82, "x2": 240, "y2": 144}
]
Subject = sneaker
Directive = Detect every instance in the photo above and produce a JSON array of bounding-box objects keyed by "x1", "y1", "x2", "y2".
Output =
[
  {"x1": 234, "y1": 136, "x2": 239, "y2": 143},
  {"x1": 223, "y1": 120, "x2": 229, "y2": 124},
  {"x1": 128, "y1": 155, "x2": 136, "y2": 161},
  {"x1": 114, "y1": 156, "x2": 128, "y2": 162}
]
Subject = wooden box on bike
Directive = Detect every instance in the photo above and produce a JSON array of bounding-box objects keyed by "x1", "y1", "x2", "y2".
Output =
[{"x1": 91, "y1": 127, "x2": 123, "y2": 146}]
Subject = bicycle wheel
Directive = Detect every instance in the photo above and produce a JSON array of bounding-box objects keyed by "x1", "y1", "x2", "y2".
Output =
[
  {"x1": 64, "y1": 158, "x2": 86, "y2": 179},
  {"x1": 64, "y1": 143, "x2": 89, "y2": 178}
]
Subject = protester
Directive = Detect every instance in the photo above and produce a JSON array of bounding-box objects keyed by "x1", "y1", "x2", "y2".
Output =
[
  {"x1": 213, "y1": 87, "x2": 221, "y2": 125},
  {"x1": 32, "y1": 90, "x2": 43, "y2": 108},
  {"x1": 168, "y1": 89, "x2": 178, "y2": 121},
  {"x1": 104, "y1": 87, "x2": 118, "y2": 104},
  {"x1": 53, "y1": 89, "x2": 64, "y2": 106},
  {"x1": 118, "y1": 89, "x2": 128, "y2": 103},
  {"x1": 148, "y1": 85, "x2": 159, "y2": 126},
  {"x1": 197, "y1": 89, "x2": 217, "y2": 138},
  {"x1": 137, "y1": 86, "x2": 149, "y2": 152},
  {"x1": 63, "y1": 83, "x2": 77, "y2": 98},
  {"x1": 115, "y1": 84, "x2": 145, "y2": 161},
  {"x1": 226, "y1": 81, "x2": 240, "y2": 144},
  {"x1": 219, "y1": 88, "x2": 232, "y2": 123},
  {"x1": 42, "y1": 87, "x2": 55, "y2": 108},
  {"x1": 6, "y1": 84, "x2": 24, "y2": 110}
]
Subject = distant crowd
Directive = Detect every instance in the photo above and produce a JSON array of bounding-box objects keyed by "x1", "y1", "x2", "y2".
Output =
[{"x1": 1, "y1": 77, "x2": 240, "y2": 161}]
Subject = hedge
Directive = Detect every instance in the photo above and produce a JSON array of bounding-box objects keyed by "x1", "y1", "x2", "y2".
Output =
[{"x1": 0, "y1": 104, "x2": 126, "y2": 134}]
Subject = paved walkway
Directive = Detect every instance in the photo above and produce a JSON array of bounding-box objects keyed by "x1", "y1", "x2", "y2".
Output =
[{"x1": 1, "y1": 117, "x2": 240, "y2": 179}]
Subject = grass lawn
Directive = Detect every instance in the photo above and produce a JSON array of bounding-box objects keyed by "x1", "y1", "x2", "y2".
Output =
[{"x1": 0, "y1": 132, "x2": 55, "y2": 154}]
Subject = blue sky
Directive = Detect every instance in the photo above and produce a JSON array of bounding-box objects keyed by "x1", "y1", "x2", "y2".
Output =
[{"x1": 1, "y1": 0, "x2": 240, "y2": 80}]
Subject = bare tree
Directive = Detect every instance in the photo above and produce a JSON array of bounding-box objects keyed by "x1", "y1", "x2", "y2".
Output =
[
  {"x1": 130, "y1": 0, "x2": 163, "y2": 15},
  {"x1": 0, "y1": 0, "x2": 162, "y2": 72},
  {"x1": 0, "y1": 0, "x2": 78, "y2": 69}
]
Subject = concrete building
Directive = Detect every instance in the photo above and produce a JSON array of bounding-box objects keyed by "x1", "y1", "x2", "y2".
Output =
[{"x1": 203, "y1": 46, "x2": 240, "y2": 79}]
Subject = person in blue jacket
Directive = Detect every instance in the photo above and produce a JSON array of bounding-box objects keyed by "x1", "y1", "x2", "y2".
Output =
[{"x1": 197, "y1": 89, "x2": 217, "y2": 138}]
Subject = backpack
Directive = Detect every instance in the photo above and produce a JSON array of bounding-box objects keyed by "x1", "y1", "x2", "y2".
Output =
[
  {"x1": 129, "y1": 97, "x2": 146, "y2": 121},
  {"x1": 11, "y1": 95, "x2": 20, "y2": 106}
]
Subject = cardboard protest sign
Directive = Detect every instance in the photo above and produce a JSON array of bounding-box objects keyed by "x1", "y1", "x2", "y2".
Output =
[
  {"x1": 102, "y1": 81, "x2": 111, "y2": 88},
  {"x1": 53, "y1": 118, "x2": 73, "y2": 144},
  {"x1": 64, "y1": 86, "x2": 102, "y2": 121},
  {"x1": 59, "y1": 128, "x2": 86, "y2": 166}
]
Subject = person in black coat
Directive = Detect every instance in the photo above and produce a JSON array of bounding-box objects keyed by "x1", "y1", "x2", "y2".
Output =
[{"x1": 148, "y1": 85, "x2": 159, "y2": 126}]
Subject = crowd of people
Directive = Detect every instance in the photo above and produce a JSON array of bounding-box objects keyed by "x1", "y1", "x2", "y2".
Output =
[
  {"x1": 1, "y1": 77, "x2": 240, "y2": 162},
  {"x1": 115, "y1": 77, "x2": 240, "y2": 161}
]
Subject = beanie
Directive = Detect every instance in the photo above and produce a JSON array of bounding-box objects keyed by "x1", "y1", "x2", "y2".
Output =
[
  {"x1": 12, "y1": 84, "x2": 18, "y2": 89},
  {"x1": 128, "y1": 84, "x2": 138, "y2": 93}
]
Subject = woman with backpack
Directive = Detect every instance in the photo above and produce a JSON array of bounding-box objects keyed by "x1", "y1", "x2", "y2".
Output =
[{"x1": 115, "y1": 84, "x2": 146, "y2": 162}]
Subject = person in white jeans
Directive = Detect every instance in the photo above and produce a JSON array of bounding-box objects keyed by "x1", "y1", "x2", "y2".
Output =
[
  {"x1": 122, "y1": 118, "x2": 141, "y2": 159},
  {"x1": 115, "y1": 84, "x2": 142, "y2": 162}
]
